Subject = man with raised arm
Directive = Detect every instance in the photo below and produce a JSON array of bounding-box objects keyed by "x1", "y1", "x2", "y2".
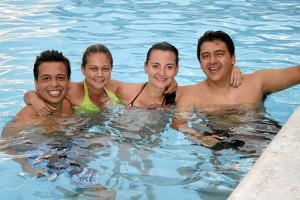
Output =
[{"x1": 172, "y1": 30, "x2": 300, "y2": 147}]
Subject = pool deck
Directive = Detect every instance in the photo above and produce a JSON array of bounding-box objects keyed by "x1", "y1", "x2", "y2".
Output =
[{"x1": 228, "y1": 105, "x2": 300, "y2": 200}]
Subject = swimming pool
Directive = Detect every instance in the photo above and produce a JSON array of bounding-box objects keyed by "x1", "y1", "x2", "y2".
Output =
[{"x1": 0, "y1": 0, "x2": 299, "y2": 199}]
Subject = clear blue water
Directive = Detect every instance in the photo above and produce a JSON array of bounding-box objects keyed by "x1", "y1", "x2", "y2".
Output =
[{"x1": 0, "y1": 0, "x2": 299, "y2": 199}]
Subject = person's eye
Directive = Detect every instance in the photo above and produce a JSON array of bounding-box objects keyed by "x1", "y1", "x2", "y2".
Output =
[
  {"x1": 103, "y1": 67, "x2": 110, "y2": 72},
  {"x1": 216, "y1": 52, "x2": 225, "y2": 57},
  {"x1": 57, "y1": 76, "x2": 66, "y2": 80},
  {"x1": 152, "y1": 64, "x2": 159, "y2": 68},
  {"x1": 41, "y1": 77, "x2": 50, "y2": 81},
  {"x1": 166, "y1": 65, "x2": 174, "y2": 70},
  {"x1": 90, "y1": 67, "x2": 97, "y2": 71},
  {"x1": 202, "y1": 55, "x2": 209, "y2": 59}
]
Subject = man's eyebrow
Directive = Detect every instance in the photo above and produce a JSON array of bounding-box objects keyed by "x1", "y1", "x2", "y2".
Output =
[
  {"x1": 88, "y1": 65, "x2": 98, "y2": 67},
  {"x1": 40, "y1": 74, "x2": 67, "y2": 77},
  {"x1": 201, "y1": 50, "x2": 226, "y2": 54},
  {"x1": 149, "y1": 62, "x2": 160, "y2": 65},
  {"x1": 200, "y1": 52, "x2": 210, "y2": 56},
  {"x1": 40, "y1": 74, "x2": 50, "y2": 77},
  {"x1": 89, "y1": 65, "x2": 111, "y2": 68},
  {"x1": 215, "y1": 50, "x2": 226, "y2": 52}
]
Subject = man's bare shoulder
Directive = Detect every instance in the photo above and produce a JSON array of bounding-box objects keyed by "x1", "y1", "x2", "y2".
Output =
[
  {"x1": 177, "y1": 84, "x2": 192, "y2": 92},
  {"x1": 13, "y1": 105, "x2": 39, "y2": 123},
  {"x1": 177, "y1": 83, "x2": 203, "y2": 95},
  {"x1": 16, "y1": 105, "x2": 38, "y2": 117},
  {"x1": 239, "y1": 73, "x2": 264, "y2": 91},
  {"x1": 176, "y1": 82, "x2": 206, "y2": 107},
  {"x1": 242, "y1": 71, "x2": 265, "y2": 82}
]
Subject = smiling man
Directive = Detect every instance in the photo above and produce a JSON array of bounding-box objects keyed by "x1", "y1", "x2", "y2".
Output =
[
  {"x1": 4, "y1": 50, "x2": 74, "y2": 131},
  {"x1": 18, "y1": 50, "x2": 73, "y2": 120},
  {"x1": 176, "y1": 30, "x2": 300, "y2": 107},
  {"x1": 172, "y1": 30, "x2": 300, "y2": 147},
  {"x1": 1, "y1": 50, "x2": 74, "y2": 176}
]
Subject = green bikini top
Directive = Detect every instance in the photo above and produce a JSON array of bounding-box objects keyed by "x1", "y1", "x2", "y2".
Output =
[{"x1": 75, "y1": 81, "x2": 123, "y2": 114}]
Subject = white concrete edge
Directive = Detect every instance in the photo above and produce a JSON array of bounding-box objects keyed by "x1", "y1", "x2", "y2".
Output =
[{"x1": 228, "y1": 105, "x2": 300, "y2": 200}]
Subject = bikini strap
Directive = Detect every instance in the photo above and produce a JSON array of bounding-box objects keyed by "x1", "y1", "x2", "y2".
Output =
[
  {"x1": 128, "y1": 82, "x2": 148, "y2": 107},
  {"x1": 161, "y1": 96, "x2": 166, "y2": 105}
]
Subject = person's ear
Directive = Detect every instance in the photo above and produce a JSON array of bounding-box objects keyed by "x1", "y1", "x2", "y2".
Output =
[
  {"x1": 200, "y1": 63, "x2": 204, "y2": 70},
  {"x1": 81, "y1": 65, "x2": 85, "y2": 76},
  {"x1": 232, "y1": 54, "x2": 236, "y2": 65},
  {"x1": 34, "y1": 80, "x2": 38, "y2": 92},
  {"x1": 175, "y1": 64, "x2": 179, "y2": 76},
  {"x1": 144, "y1": 62, "x2": 148, "y2": 74}
]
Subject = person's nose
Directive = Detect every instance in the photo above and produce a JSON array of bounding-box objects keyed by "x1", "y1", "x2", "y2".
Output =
[
  {"x1": 209, "y1": 54, "x2": 218, "y2": 64},
  {"x1": 158, "y1": 67, "x2": 166, "y2": 76},
  {"x1": 96, "y1": 69, "x2": 104, "y2": 77},
  {"x1": 49, "y1": 79, "x2": 59, "y2": 87}
]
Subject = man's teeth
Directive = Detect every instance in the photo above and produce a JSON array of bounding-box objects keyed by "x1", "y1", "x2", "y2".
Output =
[
  {"x1": 209, "y1": 67, "x2": 220, "y2": 71},
  {"x1": 49, "y1": 91, "x2": 60, "y2": 95}
]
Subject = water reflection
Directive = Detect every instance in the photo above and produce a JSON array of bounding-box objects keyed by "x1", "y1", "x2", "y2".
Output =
[
  {"x1": 0, "y1": 104, "x2": 282, "y2": 199},
  {"x1": 187, "y1": 104, "x2": 281, "y2": 153}
]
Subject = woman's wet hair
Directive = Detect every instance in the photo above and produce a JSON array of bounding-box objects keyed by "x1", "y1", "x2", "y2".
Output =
[
  {"x1": 146, "y1": 42, "x2": 179, "y2": 65},
  {"x1": 81, "y1": 44, "x2": 113, "y2": 68},
  {"x1": 197, "y1": 30, "x2": 235, "y2": 62},
  {"x1": 33, "y1": 50, "x2": 71, "y2": 81}
]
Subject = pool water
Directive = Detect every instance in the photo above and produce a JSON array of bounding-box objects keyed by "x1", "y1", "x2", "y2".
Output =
[{"x1": 0, "y1": 0, "x2": 299, "y2": 199}]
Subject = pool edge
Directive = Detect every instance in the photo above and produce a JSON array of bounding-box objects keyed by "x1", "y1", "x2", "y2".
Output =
[{"x1": 228, "y1": 105, "x2": 300, "y2": 200}]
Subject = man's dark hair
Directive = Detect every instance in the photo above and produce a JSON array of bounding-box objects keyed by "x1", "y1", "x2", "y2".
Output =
[
  {"x1": 82, "y1": 44, "x2": 113, "y2": 69},
  {"x1": 197, "y1": 30, "x2": 235, "y2": 62},
  {"x1": 33, "y1": 50, "x2": 71, "y2": 81},
  {"x1": 146, "y1": 42, "x2": 179, "y2": 65}
]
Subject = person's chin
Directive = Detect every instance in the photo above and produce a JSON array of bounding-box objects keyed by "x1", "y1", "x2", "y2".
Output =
[
  {"x1": 95, "y1": 82, "x2": 107, "y2": 89},
  {"x1": 156, "y1": 84, "x2": 168, "y2": 91},
  {"x1": 45, "y1": 97, "x2": 64, "y2": 104}
]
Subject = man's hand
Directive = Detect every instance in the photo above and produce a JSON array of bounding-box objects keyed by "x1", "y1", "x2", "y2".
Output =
[
  {"x1": 24, "y1": 91, "x2": 56, "y2": 116},
  {"x1": 187, "y1": 134, "x2": 223, "y2": 148},
  {"x1": 230, "y1": 65, "x2": 242, "y2": 88},
  {"x1": 30, "y1": 96, "x2": 56, "y2": 117},
  {"x1": 165, "y1": 79, "x2": 178, "y2": 94}
]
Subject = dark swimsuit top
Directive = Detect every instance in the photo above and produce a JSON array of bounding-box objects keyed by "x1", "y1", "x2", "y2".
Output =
[{"x1": 127, "y1": 82, "x2": 176, "y2": 107}]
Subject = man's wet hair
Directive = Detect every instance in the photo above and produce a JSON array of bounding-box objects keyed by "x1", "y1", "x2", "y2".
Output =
[
  {"x1": 146, "y1": 42, "x2": 179, "y2": 65},
  {"x1": 33, "y1": 50, "x2": 71, "y2": 81},
  {"x1": 197, "y1": 30, "x2": 235, "y2": 62}
]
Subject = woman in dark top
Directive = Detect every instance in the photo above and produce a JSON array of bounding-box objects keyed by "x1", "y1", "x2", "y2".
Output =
[{"x1": 108, "y1": 42, "x2": 180, "y2": 108}]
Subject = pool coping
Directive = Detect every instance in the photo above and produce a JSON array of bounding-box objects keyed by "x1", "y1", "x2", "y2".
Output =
[{"x1": 228, "y1": 105, "x2": 300, "y2": 200}]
